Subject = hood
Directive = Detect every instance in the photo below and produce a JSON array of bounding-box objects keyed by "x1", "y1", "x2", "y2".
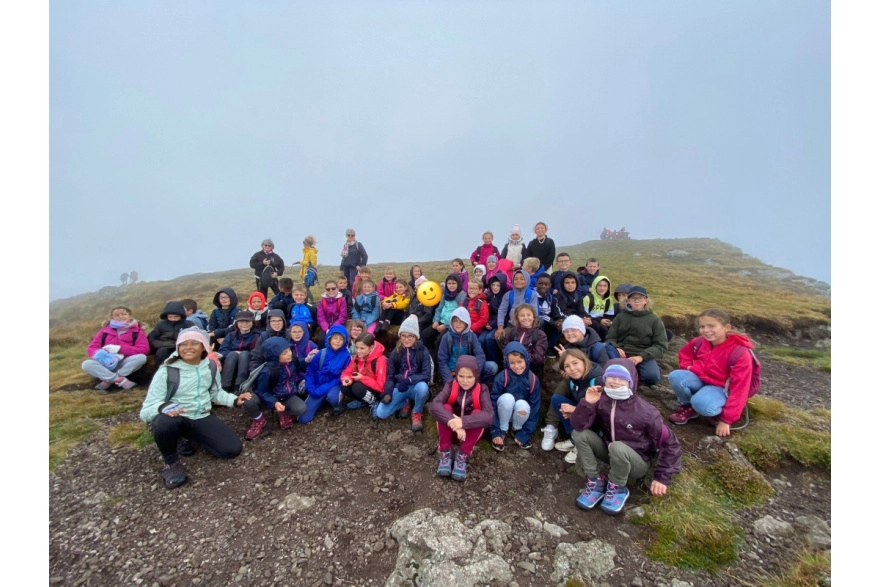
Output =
[
  {"x1": 591, "y1": 276, "x2": 612, "y2": 300},
  {"x1": 450, "y1": 307, "x2": 471, "y2": 330},
  {"x1": 248, "y1": 291, "x2": 267, "y2": 310},
  {"x1": 444, "y1": 273, "x2": 462, "y2": 292},
  {"x1": 325, "y1": 324, "x2": 350, "y2": 348},
  {"x1": 512, "y1": 269, "x2": 530, "y2": 290},
  {"x1": 212, "y1": 287, "x2": 239, "y2": 309},
  {"x1": 364, "y1": 340, "x2": 387, "y2": 362},
  {"x1": 474, "y1": 264, "x2": 486, "y2": 277},
  {"x1": 502, "y1": 341, "x2": 531, "y2": 371},
  {"x1": 487, "y1": 273, "x2": 509, "y2": 293},
  {"x1": 725, "y1": 333, "x2": 755, "y2": 350},
  {"x1": 454, "y1": 354, "x2": 479, "y2": 376},
  {"x1": 602, "y1": 358, "x2": 640, "y2": 390},
  {"x1": 160, "y1": 301, "x2": 187, "y2": 321},
  {"x1": 262, "y1": 337, "x2": 293, "y2": 366}
]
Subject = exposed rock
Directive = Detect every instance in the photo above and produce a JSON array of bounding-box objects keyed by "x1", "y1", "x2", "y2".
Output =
[
  {"x1": 671, "y1": 581, "x2": 694, "y2": 587},
  {"x1": 795, "y1": 515, "x2": 831, "y2": 549},
  {"x1": 542, "y1": 522, "x2": 568, "y2": 538},
  {"x1": 704, "y1": 259, "x2": 720, "y2": 266},
  {"x1": 625, "y1": 507, "x2": 645, "y2": 520},
  {"x1": 279, "y1": 494, "x2": 315, "y2": 513},
  {"x1": 753, "y1": 516, "x2": 794, "y2": 538},
  {"x1": 666, "y1": 250, "x2": 689, "y2": 257},
  {"x1": 550, "y1": 540, "x2": 616, "y2": 584}
]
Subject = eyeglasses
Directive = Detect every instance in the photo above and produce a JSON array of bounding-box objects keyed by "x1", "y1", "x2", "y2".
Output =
[
  {"x1": 346, "y1": 233, "x2": 354, "y2": 237},
  {"x1": 178, "y1": 340, "x2": 203, "y2": 348},
  {"x1": 628, "y1": 296, "x2": 647, "y2": 302},
  {"x1": 111, "y1": 312, "x2": 131, "y2": 318},
  {"x1": 326, "y1": 287, "x2": 337, "y2": 292},
  {"x1": 399, "y1": 333, "x2": 416, "y2": 340}
]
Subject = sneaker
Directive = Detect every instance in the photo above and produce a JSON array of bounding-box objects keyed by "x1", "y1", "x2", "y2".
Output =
[
  {"x1": 555, "y1": 439, "x2": 575, "y2": 452},
  {"x1": 599, "y1": 482, "x2": 630, "y2": 515},
  {"x1": 564, "y1": 447, "x2": 578, "y2": 464},
  {"x1": 516, "y1": 438, "x2": 532, "y2": 450},
  {"x1": 399, "y1": 400, "x2": 412, "y2": 419},
  {"x1": 176, "y1": 437, "x2": 196, "y2": 457},
  {"x1": 370, "y1": 403, "x2": 380, "y2": 422},
  {"x1": 411, "y1": 413, "x2": 423, "y2": 432},
  {"x1": 162, "y1": 461, "x2": 188, "y2": 490},
  {"x1": 331, "y1": 405, "x2": 345, "y2": 417},
  {"x1": 541, "y1": 425, "x2": 558, "y2": 451},
  {"x1": 492, "y1": 437, "x2": 505, "y2": 452},
  {"x1": 278, "y1": 412, "x2": 294, "y2": 430},
  {"x1": 437, "y1": 450, "x2": 452, "y2": 477},
  {"x1": 347, "y1": 400, "x2": 366, "y2": 410},
  {"x1": 94, "y1": 379, "x2": 114, "y2": 391},
  {"x1": 114, "y1": 376, "x2": 137, "y2": 390},
  {"x1": 669, "y1": 404, "x2": 699, "y2": 425},
  {"x1": 546, "y1": 349, "x2": 558, "y2": 359},
  {"x1": 576, "y1": 475, "x2": 608, "y2": 510},
  {"x1": 246, "y1": 416, "x2": 267, "y2": 440},
  {"x1": 451, "y1": 452, "x2": 469, "y2": 481}
]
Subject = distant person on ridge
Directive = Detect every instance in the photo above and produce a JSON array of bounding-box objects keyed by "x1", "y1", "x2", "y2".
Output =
[
  {"x1": 249, "y1": 238, "x2": 285, "y2": 298},
  {"x1": 340, "y1": 229, "x2": 368, "y2": 293}
]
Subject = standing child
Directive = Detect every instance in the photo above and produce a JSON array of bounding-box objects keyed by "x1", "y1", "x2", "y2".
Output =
[
  {"x1": 437, "y1": 308, "x2": 499, "y2": 385},
  {"x1": 181, "y1": 299, "x2": 209, "y2": 330},
  {"x1": 295, "y1": 235, "x2": 318, "y2": 303},
  {"x1": 377, "y1": 267, "x2": 397, "y2": 300},
  {"x1": 462, "y1": 280, "x2": 489, "y2": 335},
  {"x1": 207, "y1": 287, "x2": 240, "y2": 346},
  {"x1": 570, "y1": 359, "x2": 682, "y2": 515},
  {"x1": 497, "y1": 304, "x2": 548, "y2": 377},
  {"x1": 451, "y1": 258, "x2": 469, "y2": 292},
  {"x1": 247, "y1": 291, "x2": 268, "y2": 331},
  {"x1": 300, "y1": 325, "x2": 351, "y2": 423},
  {"x1": 148, "y1": 301, "x2": 194, "y2": 366},
  {"x1": 667, "y1": 308, "x2": 758, "y2": 437},
  {"x1": 489, "y1": 342, "x2": 542, "y2": 451},
  {"x1": 217, "y1": 311, "x2": 260, "y2": 391},
  {"x1": 241, "y1": 338, "x2": 308, "y2": 439},
  {"x1": 376, "y1": 279, "x2": 413, "y2": 333},
  {"x1": 500, "y1": 224, "x2": 526, "y2": 270},
  {"x1": 430, "y1": 355, "x2": 494, "y2": 481},
  {"x1": 604, "y1": 286, "x2": 668, "y2": 386},
  {"x1": 542, "y1": 349, "x2": 603, "y2": 460},
  {"x1": 352, "y1": 279, "x2": 381, "y2": 333},
  {"x1": 316, "y1": 280, "x2": 348, "y2": 347},
  {"x1": 470, "y1": 231, "x2": 501, "y2": 267},
  {"x1": 376, "y1": 315, "x2": 432, "y2": 431},
  {"x1": 524, "y1": 222, "x2": 556, "y2": 274},
  {"x1": 340, "y1": 333, "x2": 387, "y2": 410},
  {"x1": 82, "y1": 306, "x2": 150, "y2": 390}
]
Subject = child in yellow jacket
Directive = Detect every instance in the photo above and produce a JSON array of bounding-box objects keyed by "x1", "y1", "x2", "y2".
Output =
[
  {"x1": 293, "y1": 235, "x2": 318, "y2": 302},
  {"x1": 375, "y1": 279, "x2": 413, "y2": 333}
]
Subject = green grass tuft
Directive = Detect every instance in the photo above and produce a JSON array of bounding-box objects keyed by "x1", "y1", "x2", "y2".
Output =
[
  {"x1": 764, "y1": 548, "x2": 831, "y2": 587},
  {"x1": 765, "y1": 346, "x2": 831, "y2": 373},
  {"x1": 737, "y1": 421, "x2": 831, "y2": 471},
  {"x1": 108, "y1": 422, "x2": 154, "y2": 448},
  {"x1": 705, "y1": 453, "x2": 775, "y2": 508},
  {"x1": 49, "y1": 419, "x2": 101, "y2": 471}
]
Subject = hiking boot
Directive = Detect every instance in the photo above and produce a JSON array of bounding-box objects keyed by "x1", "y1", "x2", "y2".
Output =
[
  {"x1": 411, "y1": 413, "x2": 423, "y2": 432},
  {"x1": 347, "y1": 400, "x2": 366, "y2": 410},
  {"x1": 451, "y1": 452, "x2": 469, "y2": 481},
  {"x1": 399, "y1": 400, "x2": 412, "y2": 419},
  {"x1": 94, "y1": 379, "x2": 114, "y2": 391},
  {"x1": 599, "y1": 482, "x2": 630, "y2": 515},
  {"x1": 115, "y1": 376, "x2": 137, "y2": 390},
  {"x1": 176, "y1": 437, "x2": 196, "y2": 457},
  {"x1": 162, "y1": 461, "x2": 188, "y2": 490},
  {"x1": 669, "y1": 404, "x2": 699, "y2": 425},
  {"x1": 576, "y1": 475, "x2": 607, "y2": 510},
  {"x1": 541, "y1": 425, "x2": 558, "y2": 451},
  {"x1": 555, "y1": 439, "x2": 575, "y2": 452},
  {"x1": 278, "y1": 412, "x2": 294, "y2": 430},
  {"x1": 246, "y1": 416, "x2": 267, "y2": 440},
  {"x1": 437, "y1": 450, "x2": 452, "y2": 477},
  {"x1": 370, "y1": 403, "x2": 380, "y2": 422},
  {"x1": 564, "y1": 447, "x2": 579, "y2": 464}
]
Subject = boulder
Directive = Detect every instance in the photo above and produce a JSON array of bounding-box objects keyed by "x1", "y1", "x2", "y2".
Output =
[{"x1": 550, "y1": 540, "x2": 616, "y2": 584}]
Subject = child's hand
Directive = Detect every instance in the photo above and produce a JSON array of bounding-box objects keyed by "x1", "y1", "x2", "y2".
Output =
[
  {"x1": 381, "y1": 394, "x2": 392, "y2": 404},
  {"x1": 650, "y1": 481, "x2": 668, "y2": 496},
  {"x1": 583, "y1": 316, "x2": 592, "y2": 327},
  {"x1": 601, "y1": 319, "x2": 612, "y2": 327},
  {"x1": 275, "y1": 402, "x2": 286, "y2": 413},
  {"x1": 448, "y1": 416, "x2": 463, "y2": 431},
  {"x1": 235, "y1": 393, "x2": 251, "y2": 406},
  {"x1": 351, "y1": 372, "x2": 362, "y2": 381},
  {"x1": 630, "y1": 356, "x2": 643, "y2": 365},
  {"x1": 554, "y1": 344, "x2": 566, "y2": 356},
  {"x1": 456, "y1": 428, "x2": 466, "y2": 442},
  {"x1": 559, "y1": 404, "x2": 576, "y2": 419},
  {"x1": 585, "y1": 387, "x2": 602, "y2": 404},
  {"x1": 616, "y1": 348, "x2": 626, "y2": 358},
  {"x1": 715, "y1": 421, "x2": 731, "y2": 437},
  {"x1": 341, "y1": 377, "x2": 352, "y2": 386},
  {"x1": 437, "y1": 324, "x2": 447, "y2": 333},
  {"x1": 494, "y1": 328, "x2": 504, "y2": 341}
]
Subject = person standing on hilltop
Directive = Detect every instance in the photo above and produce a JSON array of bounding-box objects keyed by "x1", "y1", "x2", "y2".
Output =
[
  {"x1": 500, "y1": 225, "x2": 527, "y2": 270},
  {"x1": 524, "y1": 221, "x2": 556, "y2": 274},
  {"x1": 292, "y1": 235, "x2": 318, "y2": 303},
  {"x1": 340, "y1": 229, "x2": 368, "y2": 293},
  {"x1": 249, "y1": 238, "x2": 285, "y2": 298}
]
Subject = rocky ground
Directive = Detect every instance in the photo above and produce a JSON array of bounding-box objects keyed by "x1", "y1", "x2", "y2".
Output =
[{"x1": 49, "y1": 343, "x2": 831, "y2": 587}]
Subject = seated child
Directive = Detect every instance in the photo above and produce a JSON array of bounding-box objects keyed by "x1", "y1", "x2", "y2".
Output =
[
  {"x1": 376, "y1": 315, "x2": 432, "y2": 431},
  {"x1": 461, "y1": 279, "x2": 489, "y2": 335},
  {"x1": 495, "y1": 269, "x2": 538, "y2": 332},
  {"x1": 497, "y1": 304, "x2": 548, "y2": 377},
  {"x1": 437, "y1": 308, "x2": 498, "y2": 385},
  {"x1": 288, "y1": 285, "x2": 316, "y2": 334},
  {"x1": 336, "y1": 276, "x2": 354, "y2": 318},
  {"x1": 82, "y1": 306, "x2": 150, "y2": 391},
  {"x1": 316, "y1": 280, "x2": 348, "y2": 347},
  {"x1": 579, "y1": 258, "x2": 601, "y2": 293},
  {"x1": 552, "y1": 315, "x2": 609, "y2": 368},
  {"x1": 570, "y1": 360, "x2": 682, "y2": 515},
  {"x1": 479, "y1": 274, "x2": 508, "y2": 363},
  {"x1": 407, "y1": 265, "x2": 423, "y2": 291},
  {"x1": 583, "y1": 276, "x2": 615, "y2": 340},
  {"x1": 352, "y1": 266, "x2": 371, "y2": 298},
  {"x1": 377, "y1": 267, "x2": 397, "y2": 300},
  {"x1": 555, "y1": 272, "x2": 588, "y2": 321},
  {"x1": 667, "y1": 308, "x2": 759, "y2": 437},
  {"x1": 423, "y1": 274, "x2": 466, "y2": 348},
  {"x1": 550, "y1": 252, "x2": 574, "y2": 295},
  {"x1": 473, "y1": 264, "x2": 486, "y2": 288},
  {"x1": 249, "y1": 309, "x2": 290, "y2": 372},
  {"x1": 181, "y1": 298, "x2": 208, "y2": 330},
  {"x1": 470, "y1": 231, "x2": 501, "y2": 267},
  {"x1": 241, "y1": 338, "x2": 308, "y2": 439},
  {"x1": 376, "y1": 279, "x2": 413, "y2": 333},
  {"x1": 604, "y1": 286, "x2": 668, "y2": 386},
  {"x1": 352, "y1": 278, "x2": 381, "y2": 333},
  {"x1": 542, "y1": 348, "x2": 604, "y2": 461},
  {"x1": 269, "y1": 277, "x2": 295, "y2": 314},
  {"x1": 300, "y1": 325, "x2": 351, "y2": 423},
  {"x1": 483, "y1": 255, "x2": 500, "y2": 285},
  {"x1": 247, "y1": 291, "x2": 268, "y2": 331},
  {"x1": 489, "y1": 342, "x2": 542, "y2": 451},
  {"x1": 207, "y1": 287, "x2": 240, "y2": 346},
  {"x1": 149, "y1": 301, "x2": 194, "y2": 366},
  {"x1": 345, "y1": 319, "x2": 366, "y2": 357},
  {"x1": 452, "y1": 258, "x2": 469, "y2": 291},
  {"x1": 534, "y1": 273, "x2": 565, "y2": 353},
  {"x1": 430, "y1": 355, "x2": 494, "y2": 481},
  {"x1": 217, "y1": 311, "x2": 259, "y2": 391},
  {"x1": 521, "y1": 257, "x2": 543, "y2": 289},
  {"x1": 340, "y1": 332, "x2": 387, "y2": 410},
  {"x1": 406, "y1": 276, "x2": 435, "y2": 337}
]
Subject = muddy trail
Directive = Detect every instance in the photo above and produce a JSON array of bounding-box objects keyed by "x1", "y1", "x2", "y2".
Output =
[{"x1": 49, "y1": 345, "x2": 831, "y2": 587}]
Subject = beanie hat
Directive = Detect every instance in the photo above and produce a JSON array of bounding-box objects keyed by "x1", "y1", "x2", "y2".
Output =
[
  {"x1": 261, "y1": 238, "x2": 274, "y2": 248},
  {"x1": 176, "y1": 327, "x2": 211, "y2": 355},
  {"x1": 511, "y1": 224, "x2": 521, "y2": 237},
  {"x1": 474, "y1": 264, "x2": 486, "y2": 276},
  {"x1": 603, "y1": 364, "x2": 633, "y2": 386},
  {"x1": 414, "y1": 275, "x2": 428, "y2": 287},
  {"x1": 486, "y1": 255, "x2": 498, "y2": 264},
  {"x1": 454, "y1": 355, "x2": 479, "y2": 378},
  {"x1": 235, "y1": 310, "x2": 256, "y2": 323},
  {"x1": 398, "y1": 315, "x2": 420, "y2": 339},
  {"x1": 561, "y1": 315, "x2": 586, "y2": 335}
]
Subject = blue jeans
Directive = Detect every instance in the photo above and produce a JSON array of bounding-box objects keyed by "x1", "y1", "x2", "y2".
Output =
[
  {"x1": 478, "y1": 329, "x2": 498, "y2": 363},
  {"x1": 375, "y1": 382, "x2": 430, "y2": 420},
  {"x1": 668, "y1": 370, "x2": 727, "y2": 416},
  {"x1": 298, "y1": 385, "x2": 342, "y2": 424},
  {"x1": 495, "y1": 393, "x2": 530, "y2": 432},
  {"x1": 550, "y1": 394, "x2": 577, "y2": 434},
  {"x1": 636, "y1": 359, "x2": 661, "y2": 386}
]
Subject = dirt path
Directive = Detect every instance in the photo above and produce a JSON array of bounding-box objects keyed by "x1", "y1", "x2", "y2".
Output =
[{"x1": 49, "y1": 352, "x2": 830, "y2": 586}]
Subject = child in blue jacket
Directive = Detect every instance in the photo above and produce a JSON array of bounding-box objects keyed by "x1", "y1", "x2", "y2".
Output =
[
  {"x1": 217, "y1": 311, "x2": 259, "y2": 391},
  {"x1": 300, "y1": 325, "x2": 351, "y2": 424},
  {"x1": 490, "y1": 341, "x2": 542, "y2": 451},
  {"x1": 437, "y1": 308, "x2": 498, "y2": 385},
  {"x1": 352, "y1": 279, "x2": 381, "y2": 333},
  {"x1": 241, "y1": 337, "x2": 308, "y2": 440}
]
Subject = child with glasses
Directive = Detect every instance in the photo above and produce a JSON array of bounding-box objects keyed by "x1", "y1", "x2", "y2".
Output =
[
  {"x1": 315, "y1": 280, "x2": 348, "y2": 348},
  {"x1": 604, "y1": 286, "x2": 668, "y2": 386}
]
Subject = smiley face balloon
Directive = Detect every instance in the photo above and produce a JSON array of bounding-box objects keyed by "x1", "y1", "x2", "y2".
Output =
[{"x1": 416, "y1": 280, "x2": 442, "y2": 307}]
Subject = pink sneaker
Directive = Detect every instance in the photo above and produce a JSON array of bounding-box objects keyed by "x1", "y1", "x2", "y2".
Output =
[{"x1": 669, "y1": 404, "x2": 698, "y2": 425}]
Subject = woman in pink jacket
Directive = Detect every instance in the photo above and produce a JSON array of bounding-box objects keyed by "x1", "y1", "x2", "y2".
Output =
[{"x1": 81, "y1": 306, "x2": 150, "y2": 391}]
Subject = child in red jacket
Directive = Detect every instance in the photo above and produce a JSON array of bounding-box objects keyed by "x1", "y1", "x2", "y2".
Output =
[
  {"x1": 340, "y1": 333, "x2": 388, "y2": 411},
  {"x1": 470, "y1": 231, "x2": 501, "y2": 267},
  {"x1": 668, "y1": 308, "x2": 758, "y2": 437},
  {"x1": 462, "y1": 280, "x2": 489, "y2": 335}
]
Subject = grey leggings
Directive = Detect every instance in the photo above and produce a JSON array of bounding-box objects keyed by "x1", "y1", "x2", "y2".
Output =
[{"x1": 242, "y1": 394, "x2": 307, "y2": 419}]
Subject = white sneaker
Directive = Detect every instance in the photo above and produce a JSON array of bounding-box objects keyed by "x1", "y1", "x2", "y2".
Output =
[
  {"x1": 541, "y1": 425, "x2": 558, "y2": 451},
  {"x1": 564, "y1": 448, "x2": 578, "y2": 464},
  {"x1": 555, "y1": 439, "x2": 575, "y2": 452}
]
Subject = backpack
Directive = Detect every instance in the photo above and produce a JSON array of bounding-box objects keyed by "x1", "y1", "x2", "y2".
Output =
[
  {"x1": 239, "y1": 363, "x2": 266, "y2": 393},
  {"x1": 471, "y1": 245, "x2": 499, "y2": 265},
  {"x1": 164, "y1": 360, "x2": 219, "y2": 403},
  {"x1": 445, "y1": 333, "x2": 474, "y2": 359},
  {"x1": 507, "y1": 287, "x2": 534, "y2": 309},
  {"x1": 444, "y1": 381, "x2": 481, "y2": 413},
  {"x1": 304, "y1": 263, "x2": 318, "y2": 287},
  {"x1": 461, "y1": 298, "x2": 483, "y2": 315},
  {"x1": 260, "y1": 264, "x2": 276, "y2": 289},
  {"x1": 502, "y1": 369, "x2": 538, "y2": 395},
  {"x1": 692, "y1": 338, "x2": 762, "y2": 396},
  {"x1": 102, "y1": 330, "x2": 139, "y2": 347}
]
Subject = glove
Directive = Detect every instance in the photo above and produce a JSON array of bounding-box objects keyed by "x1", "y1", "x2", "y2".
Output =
[{"x1": 103, "y1": 344, "x2": 121, "y2": 354}]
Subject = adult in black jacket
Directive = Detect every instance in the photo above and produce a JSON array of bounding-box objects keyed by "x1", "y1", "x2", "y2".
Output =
[
  {"x1": 339, "y1": 229, "x2": 368, "y2": 293},
  {"x1": 249, "y1": 239, "x2": 285, "y2": 297},
  {"x1": 524, "y1": 222, "x2": 556, "y2": 273},
  {"x1": 148, "y1": 301, "x2": 194, "y2": 365}
]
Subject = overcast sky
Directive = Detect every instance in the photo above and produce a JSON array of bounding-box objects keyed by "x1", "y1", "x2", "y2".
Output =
[{"x1": 49, "y1": 1, "x2": 829, "y2": 301}]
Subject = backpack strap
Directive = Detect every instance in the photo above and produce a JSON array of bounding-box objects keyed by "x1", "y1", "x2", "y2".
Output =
[
  {"x1": 101, "y1": 330, "x2": 137, "y2": 347},
  {"x1": 528, "y1": 372, "x2": 537, "y2": 395},
  {"x1": 165, "y1": 366, "x2": 180, "y2": 403},
  {"x1": 318, "y1": 348, "x2": 327, "y2": 370}
]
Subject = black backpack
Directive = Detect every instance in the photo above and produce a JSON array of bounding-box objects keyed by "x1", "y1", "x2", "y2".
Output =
[
  {"x1": 164, "y1": 361, "x2": 219, "y2": 403},
  {"x1": 260, "y1": 264, "x2": 276, "y2": 289}
]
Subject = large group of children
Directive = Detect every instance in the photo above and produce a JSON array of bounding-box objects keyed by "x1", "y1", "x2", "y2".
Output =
[{"x1": 82, "y1": 224, "x2": 759, "y2": 517}]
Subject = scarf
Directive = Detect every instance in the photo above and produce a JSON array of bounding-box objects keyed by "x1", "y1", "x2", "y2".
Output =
[
  {"x1": 109, "y1": 319, "x2": 134, "y2": 330},
  {"x1": 341, "y1": 239, "x2": 357, "y2": 258}
]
